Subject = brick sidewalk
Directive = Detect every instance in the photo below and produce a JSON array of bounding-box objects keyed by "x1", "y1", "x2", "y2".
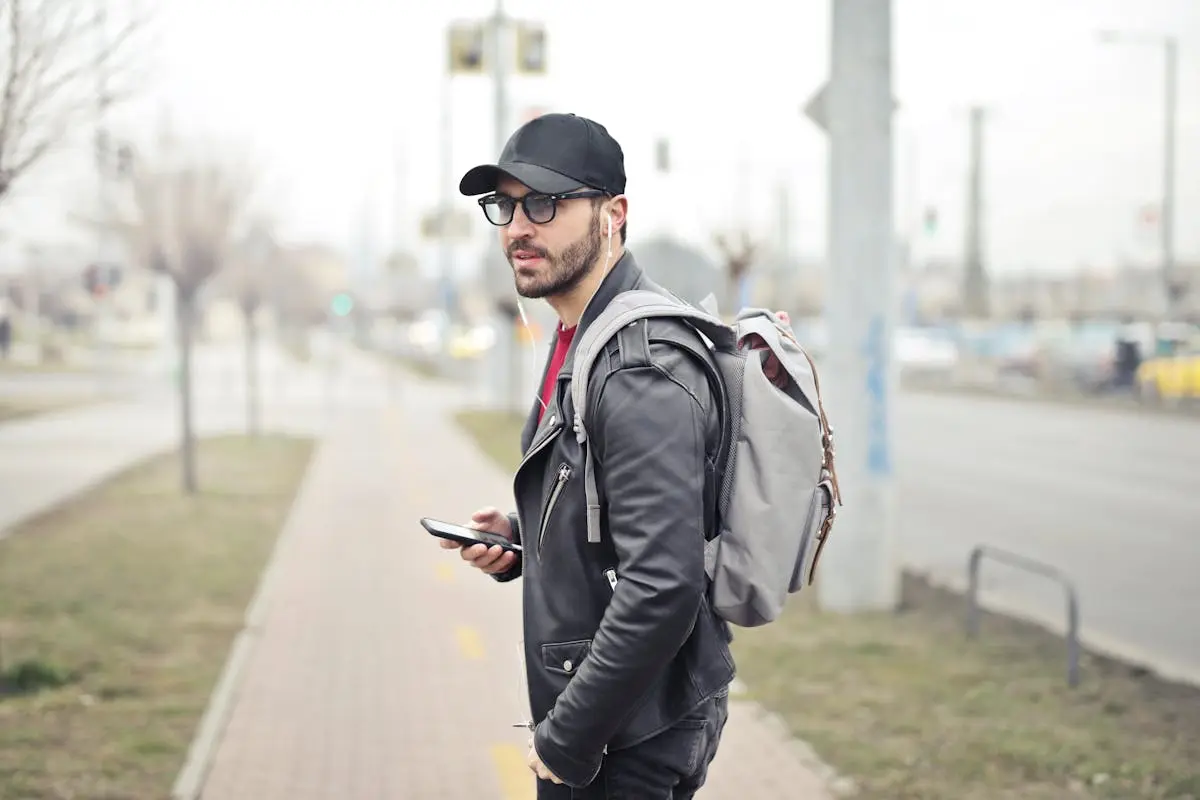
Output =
[{"x1": 192, "y1": 381, "x2": 836, "y2": 799}]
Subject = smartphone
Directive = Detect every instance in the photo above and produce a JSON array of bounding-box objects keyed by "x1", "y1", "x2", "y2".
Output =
[{"x1": 421, "y1": 517, "x2": 523, "y2": 554}]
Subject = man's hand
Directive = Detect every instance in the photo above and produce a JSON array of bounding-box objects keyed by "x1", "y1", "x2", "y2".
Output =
[
  {"x1": 438, "y1": 506, "x2": 518, "y2": 575},
  {"x1": 527, "y1": 740, "x2": 564, "y2": 785}
]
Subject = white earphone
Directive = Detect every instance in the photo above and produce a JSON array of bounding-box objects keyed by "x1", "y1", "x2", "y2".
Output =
[{"x1": 524, "y1": 209, "x2": 617, "y2": 413}]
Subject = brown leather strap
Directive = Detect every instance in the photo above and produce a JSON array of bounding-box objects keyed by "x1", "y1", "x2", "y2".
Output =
[
  {"x1": 780, "y1": 328, "x2": 842, "y2": 509},
  {"x1": 760, "y1": 322, "x2": 842, "y2": 586}
]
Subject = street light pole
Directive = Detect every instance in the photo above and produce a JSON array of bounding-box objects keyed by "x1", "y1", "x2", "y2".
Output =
[
  {"x1": 489, "y1": 0, "x2": 522, "y2": 413},
  {"x1": 1163, "y1": 36, "x2": 1178, "y2": 318},
  {"x1": 492, "y1": 0, "x2": 509, "y2": 157},
  {"x1": 1098, "y1": 30, "x2": 1180, "y2": 319}
]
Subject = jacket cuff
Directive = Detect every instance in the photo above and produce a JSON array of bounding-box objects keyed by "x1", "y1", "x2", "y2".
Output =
[
  {"x1": 533, "y1": 714, "x2": 604, "y2": 789},
  {"x1": 490, "y1": 559, "x2": 522, "y2": 582},
  {"x1": 489, "y1": 511, "x2": 523, "y2": 582}
]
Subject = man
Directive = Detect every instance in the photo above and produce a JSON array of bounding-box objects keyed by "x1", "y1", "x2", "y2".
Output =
[{"x1": 441, "y1": 112, "x2": 735, "y2": 798}]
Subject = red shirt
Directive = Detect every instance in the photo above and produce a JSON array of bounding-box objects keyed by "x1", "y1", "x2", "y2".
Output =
[{"x1": 539, "y1": 323, "x2": 576, "y2": 422}]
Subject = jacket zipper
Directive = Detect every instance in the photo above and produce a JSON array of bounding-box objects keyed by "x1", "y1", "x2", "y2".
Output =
[
  {"x1": 604, "y1": 568, "x2": 618, "y2": 591},
  {"x1": 537, "y1": 463, "x2": 573, "y2": 558},
  {"x1": 513, "y1": 413, "x2": 563, "y2": 545}
]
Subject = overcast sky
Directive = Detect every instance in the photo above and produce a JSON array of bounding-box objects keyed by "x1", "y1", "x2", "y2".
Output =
[{"x1": 3, "y1": 0, "x2": 1197, "y2": 277}]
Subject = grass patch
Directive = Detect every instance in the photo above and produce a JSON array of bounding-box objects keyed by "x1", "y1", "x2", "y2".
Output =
[
  {"x1": 736, "y1": 577, "x2": 1200, "y2": 799},
  {"x1": 0, "y1": 397, "x2": 95, "y2": 424},
  {"x1": 278, "y1": 333, "x2": 311, "y2": 364},
  {"x1": 453, "y1": 407, "x2": 1200, "y2": 800},
  {"x1": 383, "y1": 352, "x2": 451, "y2": 382},
  {"x1": 455, "y1": 407, "x2": 525, "y2": 469},
  {"x1": 0, "y1": 360, "x2": 87, "y2": 376},
  {"x1": 0, "y1": 434, "x2": 315, "y2": 799}
]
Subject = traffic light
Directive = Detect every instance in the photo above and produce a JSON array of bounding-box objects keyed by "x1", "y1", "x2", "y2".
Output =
[
  {"x1": 515, "y1": 21, "x2": 547, "y2": 74},
  {"x1": 330, "y1": 293, "x2": 354, "y2": 317},
  {"x1": 116, "y1": 144, "x2": 134, "y2": 178},
  {"x1": 448, "y1": 22, "x2": 486, "y2": 74},
  {"x1": 655, "y1": 139, "x2": 670, "y2": 173},
  {"x1": 84, "y1": 264, "x2": 100, "y2": 295},
  {"x1": 83, "y1": 263, "x2": 122, "y2": 297}
]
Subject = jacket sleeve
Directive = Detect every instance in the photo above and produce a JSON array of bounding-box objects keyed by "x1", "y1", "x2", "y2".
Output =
[
  {"x1": 490, "y1": 511, "x2": 523, "y2": 583},
  {"x1": 534, "y1": 351, "x2": 712, "y2": 786}
]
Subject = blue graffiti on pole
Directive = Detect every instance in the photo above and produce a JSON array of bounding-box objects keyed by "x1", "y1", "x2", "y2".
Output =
[{"x1": 863, "y1": 315, "x2": 891, "y2": 476}]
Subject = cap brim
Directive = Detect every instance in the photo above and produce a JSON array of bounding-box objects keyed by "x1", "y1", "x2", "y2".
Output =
[{"x1": 458, "y1": 162, "x2": 581, "y2": 196}]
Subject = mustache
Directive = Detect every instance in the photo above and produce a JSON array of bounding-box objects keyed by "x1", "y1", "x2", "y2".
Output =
[{"x1": 508, "y1": 241, "x2": 548, "y2": 259}]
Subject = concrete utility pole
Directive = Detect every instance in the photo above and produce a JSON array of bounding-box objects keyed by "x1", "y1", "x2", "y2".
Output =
[
  {"x1": 963, "y1": 106, "x2": 990, "y2": 318},
  {"x1": 809, "y1": 0, "x2": 900, "y2": 612}
]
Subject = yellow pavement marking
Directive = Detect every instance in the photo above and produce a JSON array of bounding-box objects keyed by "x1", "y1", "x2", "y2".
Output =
[
  {"x1": 456, "y1": 625, "x2": 485, "y2": 660},
  {"x1": 435, "y1": 562, "x2": 456, "y2": 582},
  {"x1": 490, "y1": 743, "x2": 535, "y2": 800}
]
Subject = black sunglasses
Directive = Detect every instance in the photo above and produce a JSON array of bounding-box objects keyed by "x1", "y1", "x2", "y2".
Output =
[{"x1": 478, "y1": 189, "x2": 607, "y2": 226}]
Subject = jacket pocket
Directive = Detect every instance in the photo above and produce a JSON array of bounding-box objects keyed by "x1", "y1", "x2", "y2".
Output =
[
  {"x1": 541, "y1": 638, "x2": 592, "y2": 677},
  {"x1": 537, "y1": 463, "x2": 573, "y2": 558}
]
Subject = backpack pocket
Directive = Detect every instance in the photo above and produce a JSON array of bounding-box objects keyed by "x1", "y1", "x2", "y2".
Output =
[{"x1": 788, "y1": 476, "x2": 834, "y2": 592}]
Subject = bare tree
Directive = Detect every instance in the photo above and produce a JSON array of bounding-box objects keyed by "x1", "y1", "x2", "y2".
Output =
[
  {"x1": 113, "y1": 129, "x2": 260, "y2": 493},
  {"x1": 714, "y1": 230, "x2": 758, "y2": 314},
  {"x1": 0, "y1": 0, "x2": 147, "y2": 204},
  {"x1": 229, "y1": 222, "x2": 276, "y2": 438}
]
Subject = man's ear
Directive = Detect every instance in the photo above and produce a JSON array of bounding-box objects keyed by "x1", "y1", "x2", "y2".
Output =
[{"x1": 606, "y1": 194, "x2": 628, "y2": 232}]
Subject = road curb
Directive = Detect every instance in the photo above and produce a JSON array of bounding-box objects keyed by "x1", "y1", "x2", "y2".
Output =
[
  {"x1": 916, "y1": 568, "x2": 1200, "y2": 691},
  {"x1": 727, "y1": 680, "x2": 855, "y2": 797}
]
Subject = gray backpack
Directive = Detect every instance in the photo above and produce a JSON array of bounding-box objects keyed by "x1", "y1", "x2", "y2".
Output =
[{"x1": 570, "y1": 289, "x2": 843, "y2": 627}]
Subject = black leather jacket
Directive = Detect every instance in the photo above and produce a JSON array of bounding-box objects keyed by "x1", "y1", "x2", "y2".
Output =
[{"x1": 494, "y1": 251, "x2": 736, "y2": 788}]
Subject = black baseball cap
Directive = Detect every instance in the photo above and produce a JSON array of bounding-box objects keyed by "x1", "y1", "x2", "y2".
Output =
[{"x1": 458, "y1": 113, "x2": 626, "y2": 197}]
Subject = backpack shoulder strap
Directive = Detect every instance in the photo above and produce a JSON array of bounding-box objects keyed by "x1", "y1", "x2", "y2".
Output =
[{"x1": 570, "y1": 289, "x2": 733, "y2": 544}]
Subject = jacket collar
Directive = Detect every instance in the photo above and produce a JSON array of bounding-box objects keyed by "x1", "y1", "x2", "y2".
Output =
[
  {"x1": 519, "y1": 249, "x2": 657, "y2": 451},
  {"x1": 562, "y1": 248, "x2": 651, "y2": 378}
]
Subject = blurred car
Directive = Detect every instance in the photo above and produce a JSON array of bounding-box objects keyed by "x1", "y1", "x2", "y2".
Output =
[
  {"x1": 447, "y1": 324, "x2": 496, "y2": 360},
  {"x1": 895, "y1": 327, "x2": 958, "y2": 375},
  {"x1": 1136, "y1": 324, "x2": 1200, "y2": 402}
]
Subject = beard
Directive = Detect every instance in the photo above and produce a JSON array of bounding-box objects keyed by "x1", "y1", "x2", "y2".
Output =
[{"x1": 507, "y1": 208, "x2": 602, "y2": 299}]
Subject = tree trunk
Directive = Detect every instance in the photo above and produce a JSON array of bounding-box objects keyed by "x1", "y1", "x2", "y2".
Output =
[
  {"x1": 176, "y1": 290, "x2": 198, "y2": 494},
  {"x1": 727, "y1": 270, "x2": 745, "y2": 318},
  {"x1": 243, "y1": 306, "x2": 260, "y2": 437}
]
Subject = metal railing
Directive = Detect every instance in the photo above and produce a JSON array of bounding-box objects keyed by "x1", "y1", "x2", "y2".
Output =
[{"x1": 966, "y1": 544, "x2": 1082, "y2": 687}]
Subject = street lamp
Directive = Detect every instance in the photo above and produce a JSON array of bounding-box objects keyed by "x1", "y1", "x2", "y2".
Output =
[{"x1": 1097, "y1": 30, "x2": 1180, "y2": 319}]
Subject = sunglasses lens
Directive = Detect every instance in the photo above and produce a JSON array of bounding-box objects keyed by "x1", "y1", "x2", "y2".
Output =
[
  {"x1": 482, "y1": 197, "x2": 513, "y2": 225},
  {"x1": 524, "y1": 195, "x2": 556, "y2": 223}
]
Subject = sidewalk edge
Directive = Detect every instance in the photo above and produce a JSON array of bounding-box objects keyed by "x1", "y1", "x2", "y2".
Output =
[{"x1": 169, "y1": 433, "x2": 328, "y2": 800}]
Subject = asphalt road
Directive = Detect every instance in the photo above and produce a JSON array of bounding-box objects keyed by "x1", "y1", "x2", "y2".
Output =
[
  {"x1": 0, "y1": 341, "x2": 390, "y2": 536},
  {"x1": 897, "y1": 389, "x2": 1200, "y2": 683}
]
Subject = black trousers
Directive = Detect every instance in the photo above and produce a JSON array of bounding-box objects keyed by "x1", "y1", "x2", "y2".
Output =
[{"x1": 537, "y1": 689, "x2": 730, "y2": 800}]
